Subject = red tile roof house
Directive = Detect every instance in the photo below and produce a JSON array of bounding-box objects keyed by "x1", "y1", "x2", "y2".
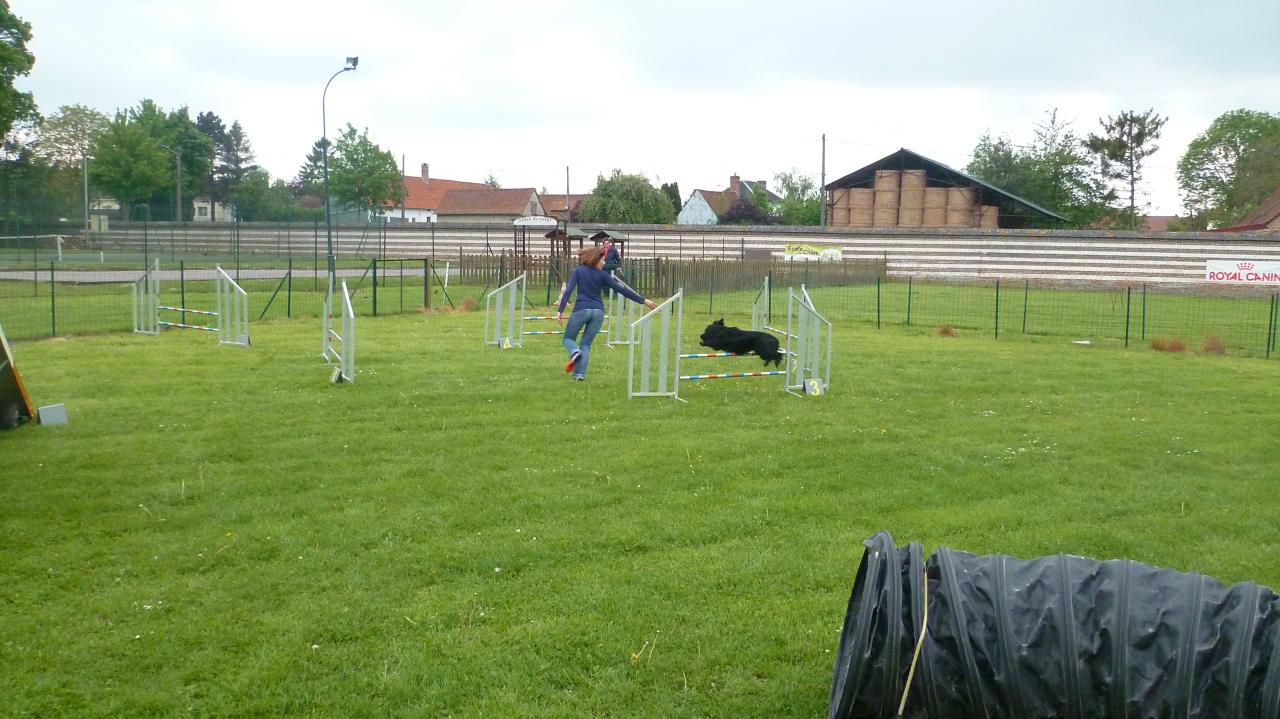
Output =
[
  {"x1": 541, "y1": 194, "x2": 592, "y2": 223},
  {"x1": 435, "y1": 188, "x2": 546, "y2": 224},
  {"x1": 382, "y1": 164, "x2": 492, "y2": 223}
]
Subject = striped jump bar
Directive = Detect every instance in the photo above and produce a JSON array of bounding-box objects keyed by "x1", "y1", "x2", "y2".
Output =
[
  {"x1": 523, "y1": 329, "x2": 609, "y2": 335},
  {"x1": 159, "y1": 305, "x2": 218, "y2": 317},
  {"x1": 680, "y1": 370, "x2": 786, "y2": 380},
  {"x1": 158, "y1": 321, "x2": 217, "y2": 332},
  {"x1": 679, "y1": 351, "x2": 794, "y2": 359},
  {"x1": 523, "y1": 316, "x2": 559, "y2": 321}
]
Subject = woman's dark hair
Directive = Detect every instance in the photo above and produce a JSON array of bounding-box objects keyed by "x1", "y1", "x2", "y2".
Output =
[{"x1": 579, "y1": 247, "x2": 605, "y2": 266}]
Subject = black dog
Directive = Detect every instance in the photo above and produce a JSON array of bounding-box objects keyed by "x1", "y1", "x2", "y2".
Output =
[{"x1": 699, "y1": 319, "x2": 783, "y2": 366}]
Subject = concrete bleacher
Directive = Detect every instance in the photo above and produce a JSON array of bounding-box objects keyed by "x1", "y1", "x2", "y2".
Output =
[{"x1": 89, "y1": 223, "x2": 1280, "y2": 289}]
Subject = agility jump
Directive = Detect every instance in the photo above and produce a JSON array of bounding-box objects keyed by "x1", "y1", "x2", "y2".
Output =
[
  {"x1": 483, "y1": 273, "x2": 626, "y2": 348},
  {"x1": 627, "y1": 280, "x2": 832, "y2": 401},
  {"x1": 132, "y1": 259, "x2": 250, "y2": 346},
  {"x1": 322, "y1": 278, "x2": 356, "y2": 383}
]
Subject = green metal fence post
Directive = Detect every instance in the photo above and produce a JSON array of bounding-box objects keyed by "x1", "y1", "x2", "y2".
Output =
[
  {"x1": 180, "y1": 260, "x2": 186, "y2": 325},
  {"x1": 994, "y1": 280, "x2": 1000, "y2": 339},
  {"x1": 767, "y1": 268, "x2": 773, "y2": 322},
  {"x1": 1264, "y1": 291, "x2": 1274, "y2": 358},
  {"x1": 372, "y1": 258, "x2": 379, "y2": 317},
  {"x1": 1142, "y1": 285, "x2": 1148, "y2": 340},
  {"x1": 424, "y1": 259, "x2": 430, "y2": 309},
  {"x1": 906, "y1": 276, "x2": 913, "y2": 326},
  {"x1": 709, "y1": 263, "x2": 715, "y2": 315},
  {"x1": 287, "y1": 258, "x2": 292, "y2": 318},
  {"x1": 876, "y1": 275, "x2": 881, "y2": 330},
  {"x1": 1124, "y1": 286, "x2": 1132, "y2": 347},
  {"x1": 1022, "y1": 280, "x2": 1029, "y2": 334},
  {"x1": 49, "y1": 262, "x2": 55, "y2": 337}
]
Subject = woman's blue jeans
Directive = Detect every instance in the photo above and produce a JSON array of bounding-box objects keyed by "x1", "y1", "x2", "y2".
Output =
[{"x1": 562, "y1": 309, "x2": 605, "y2": 378}]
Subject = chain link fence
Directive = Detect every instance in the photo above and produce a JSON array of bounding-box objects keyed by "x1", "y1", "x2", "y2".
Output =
[{"x1": 2, "y1": 253, "x2": 1277, "y2": 359}]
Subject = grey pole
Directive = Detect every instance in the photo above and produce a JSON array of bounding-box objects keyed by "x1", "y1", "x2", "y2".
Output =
[{"x1": 322, "y1": 57, "x2": 359, "y2": 289}]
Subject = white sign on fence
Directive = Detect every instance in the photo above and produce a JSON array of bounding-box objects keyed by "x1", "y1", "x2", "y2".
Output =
[
  {"x1": 783, "y1": 242, "x2": 843, "y2": 262},
  {"x1": 1205, "y1": 260, "x2": 1280, "y2": 285}
]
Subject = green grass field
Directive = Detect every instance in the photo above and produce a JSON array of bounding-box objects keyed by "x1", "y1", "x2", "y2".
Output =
[{"x1": 2, "y1": 303, "x2": 1279, "y2": 717}]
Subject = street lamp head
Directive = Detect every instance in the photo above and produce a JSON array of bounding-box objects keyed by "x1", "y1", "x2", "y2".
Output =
[{"x1": 346, "y1": 56, "x2": 359, "y2": 70}]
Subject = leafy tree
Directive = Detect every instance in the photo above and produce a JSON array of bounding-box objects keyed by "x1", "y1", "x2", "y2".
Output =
[
  {"x1": 0, "y1": 117, "x2": 72, "y2": 231},
  {"x1": 483, "y1": 172, "x2": 501, "y2": 189},
  {"x1": 89, "y1": 112, "x2": 169, "y2": 216},
  {"x1": 166, "y1": 107, "x2": 214, "y2": 221},
  {"x1": 27, "y1": 105, "x2": 108, "y2": 226},
  {"x1": 720, "y1": 188, "x2": 773, "y2": 225},
  {"x1": 659, "y1": 181, "x2": 682, "y2": 212},
  {"x1": 967, "y1": 110, "x2": 1113, "y2": 227},
  {"x1": 234, "y1": 169, "x2": 300, "y2": 221},
  {"x1": 773, "y1": 170, "x2": 821, "y2": 225},
  {"x1": 1086, "y1": 108, "x2": 1167, "y2": 226},
  {"x1": 35, "y1": 104, "x2": 108, "y2": 167},
  {"x1": 328, "y1": 124, "x2": 402, "y2": 214},
  {"x1": 1177, "y1": 109, "x2": 1280, "y2": 227},
  {"x1": 0, "y1": 2, "x2": 35, "y2": 139},
  {"x1": 576, "y1": 170, "x2": 675, "y2": 224}
]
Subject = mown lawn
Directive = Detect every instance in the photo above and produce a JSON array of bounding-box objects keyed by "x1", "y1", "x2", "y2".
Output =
[{"x1": 2, "y1": 304, "x2": 1278, "y2": 717}]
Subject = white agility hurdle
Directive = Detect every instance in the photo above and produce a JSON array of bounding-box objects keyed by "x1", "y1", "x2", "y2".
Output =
[
  {"x1": 322, "y1": 278, "x2": 356, "y2": 383},
  {"x1": 486, "y1": 275, "x2": 626, "y2": 347},
  {"x1": 605, "y1": 277, "x2": 640, "y2": 348},
  {"x1": 785, "y1": 285, "x2": 832, "y2": 396},
  {"x1": 628, "y1": 281, "x2": 832, "y2": 401},
  {"x1": 131, "y1": 259, "x2": 250, "y2": 346},
  {"x1": 483, "y1": 273, "x2": 526, "y2": 348}
]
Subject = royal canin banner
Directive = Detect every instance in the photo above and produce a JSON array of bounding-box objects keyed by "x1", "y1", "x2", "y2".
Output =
[{"x1": 1204, "y1": 260, "x2": 1280, "y2": 285}]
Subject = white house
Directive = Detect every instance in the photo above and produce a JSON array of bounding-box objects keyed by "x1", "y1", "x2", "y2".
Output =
[
  {"x1": 676, "y1": 175, "x2": 782, "y2": 225},
  {"x1": 192, "y1": 198, "x2": 237, "y2": 222}
]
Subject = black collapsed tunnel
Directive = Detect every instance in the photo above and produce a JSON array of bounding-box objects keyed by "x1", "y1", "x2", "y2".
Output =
[{"x1": 829, "y1": 531, "x2": 1280, "y2": 719}]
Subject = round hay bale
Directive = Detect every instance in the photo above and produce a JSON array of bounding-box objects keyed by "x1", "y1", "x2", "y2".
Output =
[
  {"x1": 947, "y1": 187, "x2": 976, "y2": 209},
  {"x1": 901, "y1": 169, "x2": 926, "y2": 190},
  {"x1": 980, "y1": 205, "x2": 999, "y2": 228},
  {"x1": 874, "y1": 170, "x2": 900, "y2": 192},
  {"x1": 924, "y1": 187, "x2": 948, "y2": 208},
  {"x1": 922, "y1": 207, "x2": 947, "y2": 227},
  {"x1": 874, "y1": 189, "x2": 898, "y2": 208},
  {"x1": 946, "y1": 207, "x2": 975, "y2": 227},
  {"x1": 873, "y1": 205, "x2": 899, "y2": 227},
  {"x1": 849, "y1": 206, "x2": 874, "y2": 227},
  {"x1": 899, "y1": 187, "x2": 924, "y2": 209},
  {"x1": 898, "y1": 206, "x2": 923, "y2": 227},
  {"x1": 849, "y1": 188, "x2": 874, "y2": 209}
]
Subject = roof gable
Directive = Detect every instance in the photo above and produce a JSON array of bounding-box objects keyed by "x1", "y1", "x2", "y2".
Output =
[
  {"x1": 735, "y1": 180, "x2": 783, "y2": 204},
  {"x1": 695, "y1": 190, "x2": 734, "y2": 218}
]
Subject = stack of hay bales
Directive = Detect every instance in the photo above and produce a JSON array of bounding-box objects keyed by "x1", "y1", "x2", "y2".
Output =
[
  {"x1": 873, "y1": 170, "x2": 900, "y2": 227},
  {"x1": 922, "y1": 188, "x2": 948, "y2": 227},
  {"x1": 898, "y1": 170, "x2": 925, "y2": 228},
  {"x1": 848, "y1": 189, "x2": 873, "y2": 227},
  {"x1": 946, "y1": 187, "x2": 976, "y2": 227},
  {"x1": 829, "y1": 189, "x2": 850, "y2": 227},
  {"x1": 826, "y1": 170, "x2": 1003, "y2": 229}
]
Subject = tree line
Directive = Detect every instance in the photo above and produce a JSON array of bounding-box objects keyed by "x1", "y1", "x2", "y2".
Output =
[{"x1": 0, "y1": 2, "x2": 1275, "y2": 231}]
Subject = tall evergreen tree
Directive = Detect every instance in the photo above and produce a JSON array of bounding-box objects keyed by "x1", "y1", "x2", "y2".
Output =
[
  {"x1": 1086, "y1": 108, "x2": 1167, "y2": 226},
  {"x1": 196, "y1": 111, "x2": 227, "y2": 219}
]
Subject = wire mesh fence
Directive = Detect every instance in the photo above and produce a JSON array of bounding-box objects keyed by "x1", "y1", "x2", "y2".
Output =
[{"x1": 2, "y1": 255, "x2": 1277, "y2": 359}]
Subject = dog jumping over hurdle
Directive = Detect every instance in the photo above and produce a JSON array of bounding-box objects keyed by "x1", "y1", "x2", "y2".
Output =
[{"x1": 699, "y1": 319, "x2": 783, "y2": 367}]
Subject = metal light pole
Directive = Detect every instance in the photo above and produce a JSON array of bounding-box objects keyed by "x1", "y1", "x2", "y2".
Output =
[
  {"x1": 322, "y1": 56, "x2": 358, "y2": 290},
  {"x1": 158, "y1": 143, "x2": 182, "y2": 222}
]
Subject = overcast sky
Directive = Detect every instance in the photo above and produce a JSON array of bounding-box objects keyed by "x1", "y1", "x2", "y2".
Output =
[{"x1": 15, "y1": 0, "x2": 1280, "y2": 215}]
